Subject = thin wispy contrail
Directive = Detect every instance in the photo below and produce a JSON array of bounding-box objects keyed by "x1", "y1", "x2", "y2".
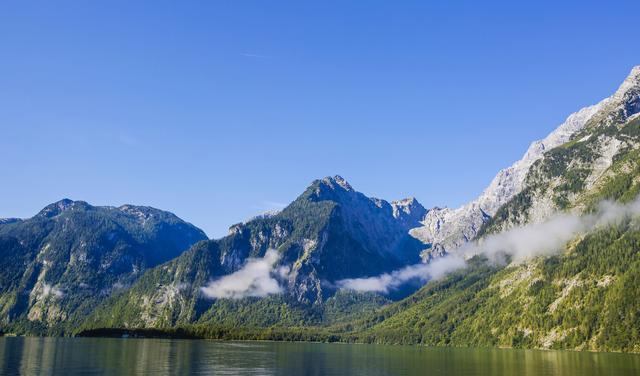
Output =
[{"x1": 240, "y1": 52, "x2": 269, "y2": 58}]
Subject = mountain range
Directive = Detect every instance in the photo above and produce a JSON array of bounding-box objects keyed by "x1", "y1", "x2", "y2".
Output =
[{"x1": 2, "y1": 66, "x2": 640, "y2": 352}]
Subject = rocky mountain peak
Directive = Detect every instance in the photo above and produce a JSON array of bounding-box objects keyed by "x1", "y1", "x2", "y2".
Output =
[
  {"x1": 609, "y1": 65, "x2": 640, "y2": 119},
  {"x1": 391, "y1": 197, "x2": 425, "y2": 218},
  {"x1": 615, "y1": 65, "x2": 640, "y2": 97},
  {"x1": 578, "y1": 66, "x2": 640, "y2": 129},
  {"x1": 391, "y1": 197, "x2": 427, "y2": 230},
  {"x1": 301, "y1": 175, "x2": 359, "y2": 204},
  {"x1": 51, "y1": 198, "x2": 75, "y2": 209},
  {"x1": 392, "y1": 197, "x2": 419, "y2": 206},
  {"x1": 320, "y1": 175, "x2": 354, "y2": 191}
]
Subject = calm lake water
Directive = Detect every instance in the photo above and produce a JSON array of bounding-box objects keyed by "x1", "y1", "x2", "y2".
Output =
[{"x1": 1, "y1": 337, "x2": 639, "y2": 375}]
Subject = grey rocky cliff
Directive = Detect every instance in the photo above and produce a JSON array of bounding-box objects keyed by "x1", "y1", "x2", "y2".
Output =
[{"x1": 412, "y1": 66, "x2": 640, "y2": 255}]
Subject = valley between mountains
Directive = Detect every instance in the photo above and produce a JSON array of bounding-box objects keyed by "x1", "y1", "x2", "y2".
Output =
[{"x1": 2, "y1": 66, "x2": 640, "y2": 352}]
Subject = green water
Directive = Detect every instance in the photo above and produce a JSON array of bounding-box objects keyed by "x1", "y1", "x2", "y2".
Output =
[{"x1": 1, "y1": 337, "x2": 639, "y2": 375}]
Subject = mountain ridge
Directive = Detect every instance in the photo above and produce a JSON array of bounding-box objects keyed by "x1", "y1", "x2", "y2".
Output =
[{"x1": 413, "y1": 65, "x2": 640, "y2": 255}]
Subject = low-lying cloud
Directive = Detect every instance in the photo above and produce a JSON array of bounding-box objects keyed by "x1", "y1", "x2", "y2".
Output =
[
  {"x1": 467, "y1": 197, "x2": 640, "y2": 263},
  {"x1": 337, "y1": 256, "x2": 466, "y2": 293},
  {"x1": 201, "y1": 249, "x2": 289, "y2": 299},
  {"x1": 42, "y1": 284, "x2": 64, "y2": 299},
  {"x1": 339, "y1": 196, "x2": 640, "y2": 293}
]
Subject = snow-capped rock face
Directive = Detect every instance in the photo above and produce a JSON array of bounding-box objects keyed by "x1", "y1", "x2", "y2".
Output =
[{"x1": 413, "y1": 66, "x2": 640, "y2": 254}]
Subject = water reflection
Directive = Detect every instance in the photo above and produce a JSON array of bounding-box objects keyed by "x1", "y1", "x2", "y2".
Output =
[{"x1": 0, "y1": 337, "x2": 638, "y2": 375}]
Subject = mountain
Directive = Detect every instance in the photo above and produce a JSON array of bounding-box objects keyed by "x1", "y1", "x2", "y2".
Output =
[
  {"x1": 413, "y1": 66, "x2": 640, "y2": 255},
  {"x1": 77, "y1": 66, "x2": 640, "y2": 353},
  {"x1": 0, "y1": 199, "x2": 207, "y2": 333},
  {"x1": 80, "y1": 176, "x2": 427, "y2": 330},
  {"x1": 5, "y1": 67, "x2": 640, "y2": 353},
  {"x1": 327, "y1": 66, "x2": 640, "y2": 352}
]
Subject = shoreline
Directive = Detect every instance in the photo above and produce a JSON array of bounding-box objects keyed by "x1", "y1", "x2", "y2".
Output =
[{"x1": 3, "y1": 328, "x2": 637, "y2": 355}]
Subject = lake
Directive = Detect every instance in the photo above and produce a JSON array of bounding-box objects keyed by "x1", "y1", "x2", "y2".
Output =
[{"x1": 1, "y1": 337, "x2": 639, "y2": 375}]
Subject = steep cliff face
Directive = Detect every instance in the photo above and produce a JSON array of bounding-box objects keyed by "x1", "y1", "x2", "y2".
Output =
[{"x1": 413, "y1": 66, "x2": 640, "y2": 254}]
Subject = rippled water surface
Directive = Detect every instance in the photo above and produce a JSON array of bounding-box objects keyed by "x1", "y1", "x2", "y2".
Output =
[{"x1": 1, "y1": 337, "x2": 639, "y2": 375}]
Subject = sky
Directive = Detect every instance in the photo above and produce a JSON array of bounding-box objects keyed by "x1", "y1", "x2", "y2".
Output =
[{"x1": 1, "y1": 1, "x2": 639, "y2": 238}]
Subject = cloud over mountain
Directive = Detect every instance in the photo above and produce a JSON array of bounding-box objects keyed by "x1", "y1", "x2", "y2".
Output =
[
  {"x1": 201, "y1": 250, "x2": 288, "y2": 299},
  {"x1": 340, "y1": 196, "x2": 640, "y2": 293}
]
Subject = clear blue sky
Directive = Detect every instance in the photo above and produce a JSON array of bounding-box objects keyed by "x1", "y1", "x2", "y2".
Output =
[{"x1": 1, "y1": 1, "x2": 639, "y2": 238}]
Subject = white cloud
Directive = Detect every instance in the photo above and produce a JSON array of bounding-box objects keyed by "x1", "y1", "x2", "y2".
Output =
[
  {"x1": 337, "y1": 256, "x2": 466, "y2": 293},
  {"x1": 339, "y1": 196, "x2": 640, "y2": 293},
  {"x1": 201, "y1": 249, "x2": 287, "y2": 299},
  {"x1": 42, "y1": 284, "x2": 64, "y2": 299},
  {"x1": 465, "y1": 196, "x2": 640, "y2": 263}
]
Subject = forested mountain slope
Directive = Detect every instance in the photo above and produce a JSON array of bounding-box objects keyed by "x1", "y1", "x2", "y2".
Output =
[
  {"x1": 0, "y1": 199, "x2": 207, "y2": 334},
  {"x1": 80, "y1": 176, "x2": 426, "y2": 330}
]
